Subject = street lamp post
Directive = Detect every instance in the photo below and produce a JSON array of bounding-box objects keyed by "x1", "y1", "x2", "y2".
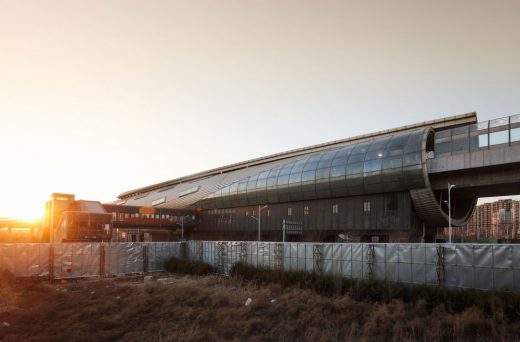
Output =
[
  {"x1": 249, "y1": 205, "x2": 268, "y2": 241},
  {"x1": 258, "y1": 205, "x2": 268, "y2": 241},
  {"x1": 448, "y1": 182, "x2": 455, "y2": 243},
  {"x1": 177, "y1": 214, "x2": 191, "y2": 242}
]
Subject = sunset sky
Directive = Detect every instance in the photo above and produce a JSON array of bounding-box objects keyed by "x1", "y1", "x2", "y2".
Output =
[{"x1": 1, "y1": 0, "x2": 519, "y2": 219}]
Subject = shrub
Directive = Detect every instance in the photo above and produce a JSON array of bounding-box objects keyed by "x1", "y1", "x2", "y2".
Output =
[
  {"x1": 165, "y1": 257, "x2": 214, "y2": 276},
  {"x1": 229, "y1": 261, "x2": 520, "y2": 320}
]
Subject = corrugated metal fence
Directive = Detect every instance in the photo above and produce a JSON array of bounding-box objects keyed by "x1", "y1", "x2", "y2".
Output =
[
  {"x1": 0, "y1": 242, "x2": 182, "y2": 280},
  {"x1": 1, "y1": 242, "x2": 519, "y2": 291},
  {"x1": 186, "y1": 242, "x2": 520, "y2": 291}
]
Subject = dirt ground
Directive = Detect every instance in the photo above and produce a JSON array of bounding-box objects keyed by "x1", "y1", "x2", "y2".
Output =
[{"x1": 1, "y1": 272, "x2": 519, "y2": 342}]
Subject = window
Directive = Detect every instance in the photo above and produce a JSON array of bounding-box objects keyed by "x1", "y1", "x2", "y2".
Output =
[
  {"x1": 152, "y1": 197, "x2": 166, "y2": 206},
  {"x1": 287, "y1": 207, "x2": 293, "y2": 216},
  {"x1": 304, "y1": 206, "x2": 309, "y2": 215},
  {"x1": 267, "y1": 209, "x2": 271, "y2": 217},
  {"x1": 478, "y1": 134, "x2": 489, "y2": 147},
  {"x1": 512, "y1": 128, "x2": 520, "y2": 142},
  {"x1": 332, "y1": 204, "x2": 338, "y2": 214},
  {"x1": 178, "y1": 186, "x2": 199, "y2": 197},
  {"x1": 363, "y1": 201, "x2": 371, "y2": 212},
  {"x1": 245, "y1": 211, "x2": 249, "y2": 217},
  {"x1": 490, "y1": 130, "x2": 508, "y2": 145}
]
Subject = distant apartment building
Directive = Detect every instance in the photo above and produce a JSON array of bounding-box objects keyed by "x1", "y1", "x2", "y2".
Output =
[{"x1": 464, "y1": 199, "x2": 520, "y2": 240}]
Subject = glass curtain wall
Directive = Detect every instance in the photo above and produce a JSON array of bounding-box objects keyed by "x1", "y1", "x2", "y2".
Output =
[{"x1": 202, "y1": 128, "x2": 428, "y2": 209}]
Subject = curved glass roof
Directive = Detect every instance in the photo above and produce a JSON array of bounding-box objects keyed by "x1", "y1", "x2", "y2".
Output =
[{"x1": 199, "y1": 128, "x2": 428, "y2": 209}]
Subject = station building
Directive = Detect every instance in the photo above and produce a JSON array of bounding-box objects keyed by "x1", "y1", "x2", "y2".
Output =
[{"x1": 114, "y1": 112, "x2": 520, "y2": 243}]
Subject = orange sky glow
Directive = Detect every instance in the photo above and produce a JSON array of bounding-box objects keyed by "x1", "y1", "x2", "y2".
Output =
[{"x1": 1, "y1": 0, "x2": 520, "y2": 220}]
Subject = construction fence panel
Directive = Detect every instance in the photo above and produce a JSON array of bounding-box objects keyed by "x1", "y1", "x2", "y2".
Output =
[
  {"x1": 424, "y1": 245, "x2": 439, "y2": 285},
  {"x1": 351, "y1": 244, "x2": 367, "y2": 279},
  {"x1": 202, "y1": 241, "x2": 217, "y2": 267},
  {"x1": 106, "y1": 242, "x2": 144, "y2": 276},
  {"x1": 0, "y1": 243, "x2": 49, "y2": 277},
  {"x1": 147, "y1": 242, "x2": 182, "y2": 272},
  {"x1": 52, "y1": 243, "x2": 100, "y2": 279},
  {"x1": 341, "y1": 244, "x2": 353, "y2": 278},
  {"x1": 2, "y1": 242, "x2": 520, "y2": 291},
  {"x1": 513, "y1": 246, "x2": 520, "y2": 291},
  {"x1": 492, "y1": 245, "x2": 514, "y2": 290}
]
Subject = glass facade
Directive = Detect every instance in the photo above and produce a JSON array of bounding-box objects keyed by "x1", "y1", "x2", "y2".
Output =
[
  {"x1": 201, "y1": 128, "x2": 429, "y2": 209},
  {"x1": 435, "y1": 114, "x2": 520, "y2": 156}
]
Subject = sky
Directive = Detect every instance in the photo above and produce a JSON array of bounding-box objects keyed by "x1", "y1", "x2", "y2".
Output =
[{"x1": 1, "y1": 0, "x2": 519, "y2": 219}]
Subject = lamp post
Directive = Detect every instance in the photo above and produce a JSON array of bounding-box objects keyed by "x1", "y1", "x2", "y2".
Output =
[
  {"x1": 177, "y1": 214, "x2": 191, "y2": 242},
  {"x1": 249, "y1": 205, "x2": 268, "y2": 241},
  {"x1": 448, "y1": 182, "x2": 455, "y2": 243}
]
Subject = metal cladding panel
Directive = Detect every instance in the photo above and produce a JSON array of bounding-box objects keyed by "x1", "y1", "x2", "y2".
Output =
[
  {"x1": 475, "y1": 268, "x2": 494, "y2": 290},
  {"x1": 373, "y1": 245, "x2": 387, "y2": 280},
  {"x1": 255, "y1": 242, "x2": 271, "y2": 268},
  {"x1": 0, "y1": 244, "x2": 49, "y2": 277},
  {"x1": 107, "y1": 243, "x2": 143, "y2": 275},
  {"x1": 3, "y1": 242, "x2": 520, "y2": 291},
  {"x1": 202, "y1": 241, "x2": 216, "y2": 267},
  {"x1": 474, "y1": 245, "x2": 493, "y2": 267},
  {"x1": 385, "y1": 245, "x2": 398, "y2": 263},
  {"x1": 53, "y1": 243, "x2": 100, "y2": 279},
  {"x1": 322, "y1": 244, "x2": 346, "y2": 275},
  {"x1": 514, "y1": 271, "x2": 520, "y2": 291},
  {"x1": 456, "y1": 265, "x2": 476, "y2": 288},
  {"x1": 412, "y1": 245, "x2": 426, "y2": 264},
  {"x1": 147, "y1": 242, "x2": 182, "y2": 272},
  {"x1": 457, "y1": 246, "x2": 474, "y2": 267},
  {"x1": 200, "y1": 129, "x2": 429, "y2": 209},
  {"x1": 494, "y1": 245, "x2": 512, "y2": 269},
  {"x1": 513, "y1": 247, "x2": 520, "y2": 269},
  {"x1": 25, "y1": 244, "x2": 50, "y2": 277},
  {"x1": 321, "y1": 244, "x2": 333, "y2": 274},
  {"x1": 341, "y1": 245, "x2": 353, "y2": 278},
  {"x1": 297, "y1": 243, "x2": 312, "y2": 272},
  {"x1": 351, "y1": 244, "x2": 365, "y2": 279},
  {"x1": 331, "y1": 244, "x2": 344, "y2": 276},
  {"x1": 494, "y1": 268, "x2": 514, "y2": 290},
  {"x1": 397, "y1": 245, "x2": 413, "y2": 283}
]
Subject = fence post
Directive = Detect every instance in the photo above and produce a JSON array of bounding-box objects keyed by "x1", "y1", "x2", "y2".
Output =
[
  {"x1": 180, "y1": 241, "x2": 188, "y2": 260},
  {"x1": 436, "y1": 245, "x2": 445, "y2": 286},
  {"x1": 239, "y1": 242, "x2": 247, "y2": 263},
  {"x1": 275, "y1": 243, "x2": 283, "y2": 270},
  {"x1": 49, "y1": 245, "x2": 54, "y2": 283},
  {"x1": 143, "y1": 245, "x2": 149, "y2": 274},
  {"x1": 217, "y1": 242, "x2": 226, "y2": 274},
  {"x1": 198, "y1": 242, "x2": 203, "y2": 261},
  {"x1": 366, "y1": 244, "x2": 375, "y2": 280},
  {"x1": 100, "y1": 245, "x2": 106, "y2": 278},
  {"x1": 313, "y1": 244, "x2": 322, "y2": 274}
]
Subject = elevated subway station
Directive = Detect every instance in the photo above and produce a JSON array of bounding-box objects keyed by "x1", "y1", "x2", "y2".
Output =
[{"x1": 115, "y1": 112, "x2": 520, "y2": 243}]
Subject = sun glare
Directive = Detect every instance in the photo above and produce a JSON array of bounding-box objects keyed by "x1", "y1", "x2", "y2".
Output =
[{"x1": 0, "y1": 190, "x2": 46, "y2": 222}]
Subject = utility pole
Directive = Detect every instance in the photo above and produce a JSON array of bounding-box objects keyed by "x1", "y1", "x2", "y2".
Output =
[{"x1": 448, "y1": 182, "x2": 455, "y2": 243}]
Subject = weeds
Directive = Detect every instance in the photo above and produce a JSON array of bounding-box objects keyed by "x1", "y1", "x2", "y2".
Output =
[
  {"x1": 229, "y1": 261, "x2": 520, "y2": 321},
  {"x1": 165, "y1": 257, "x2": 214, "y2": 275},
  {"x1": 1, "y1": 272, "x2": 519, "y2": 341}
]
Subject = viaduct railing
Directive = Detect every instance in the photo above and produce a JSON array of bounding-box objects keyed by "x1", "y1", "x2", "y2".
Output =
[{"x1": 1, "y1": 241, "x2": 519, "y2": 291}]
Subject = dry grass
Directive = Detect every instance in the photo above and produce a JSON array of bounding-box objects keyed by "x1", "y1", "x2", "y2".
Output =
[{"x1": 0, "y1": 273, "x2": 519, "y2": 341}]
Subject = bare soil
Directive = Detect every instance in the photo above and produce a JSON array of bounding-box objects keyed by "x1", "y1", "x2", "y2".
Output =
[{"x1": 0, "y1": 272, "x2": 519, "y2": 341}]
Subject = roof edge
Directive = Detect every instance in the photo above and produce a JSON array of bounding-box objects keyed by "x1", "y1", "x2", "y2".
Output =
[{"x1": 118, "y1": 112, "x2": 477, "y2": 198}]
